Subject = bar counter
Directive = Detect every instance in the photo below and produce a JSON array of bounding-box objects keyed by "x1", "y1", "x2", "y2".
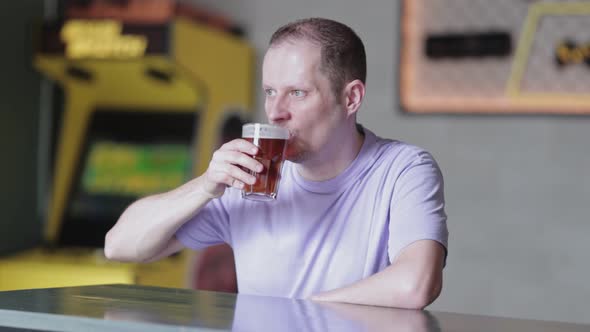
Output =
[{"x1": 0, "y1": 284, "x2": 587, "y2": 331}]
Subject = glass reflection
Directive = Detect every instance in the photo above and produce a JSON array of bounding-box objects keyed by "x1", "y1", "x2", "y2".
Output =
[{"x1": 231, "y1": 294, "x2": 440, "y2": 332}]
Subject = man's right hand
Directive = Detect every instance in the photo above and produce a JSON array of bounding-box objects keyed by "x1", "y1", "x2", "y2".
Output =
[
  {"x1": 201, "y1": 139, "x2": 264, "y2": 198},
  {"x1": 104, "y1": 138, "x2": 263, "y2": 263}
]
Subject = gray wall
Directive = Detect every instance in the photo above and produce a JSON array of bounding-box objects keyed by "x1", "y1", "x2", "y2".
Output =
[
  {"x1": 0, "y1": 1, "x2": 43, "y2": 254},
  {"x1": 190, "y1": 0, "x2": 590, "y2": 324}
]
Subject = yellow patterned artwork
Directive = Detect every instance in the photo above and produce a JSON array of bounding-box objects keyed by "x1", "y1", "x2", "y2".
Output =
[{"x1": 401, "y1": 0, "x2": 590, "y2": 114}]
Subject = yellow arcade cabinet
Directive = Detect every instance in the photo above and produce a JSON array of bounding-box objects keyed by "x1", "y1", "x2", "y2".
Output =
[{"x1": 0, "y1": 0, "x2": 253, "y2": 291}]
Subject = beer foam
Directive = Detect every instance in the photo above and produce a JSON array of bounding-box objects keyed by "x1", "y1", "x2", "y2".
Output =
[{"x1": 242, "y1": 123, "x2": 290, "y2": 139}]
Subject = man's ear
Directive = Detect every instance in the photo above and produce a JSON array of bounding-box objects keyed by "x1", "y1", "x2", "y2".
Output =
[{"x1": 342, "y1": 79, "x2": 365, "y2": 117}]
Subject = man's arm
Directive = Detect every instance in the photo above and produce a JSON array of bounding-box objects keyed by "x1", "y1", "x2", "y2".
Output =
[
  {"x1": 310, "y1": 240, "x2": 445, "y2": 309},
  {"x1": 104, "y1": 176, "x2": 215, "y2": 262},
  {"x1": 104, "y1": 139, "x2": 262, "y2": 263}
]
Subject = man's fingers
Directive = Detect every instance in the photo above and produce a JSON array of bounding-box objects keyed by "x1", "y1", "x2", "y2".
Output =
[
  {"x1": 220, "y1": 138, "x2": 259, "y2": 155},
  {"x1": 208, "y1": 162, "x2": 257, "y2": 187},
  {"x1": 208, "y1": 171, "x2": 244, "y2": 189},
  {"x1": 223, "y1": 163, "x2": 257, "y2": 185},
  {"x1": 229, "y1": 179, "x2": 245, "y2": 190},
  {"x1": 212, "y1": 150, "x2": 263, "y2": 173},
  {"x1": 203, "y1": 138, "x2": 261, "y2": 194}
]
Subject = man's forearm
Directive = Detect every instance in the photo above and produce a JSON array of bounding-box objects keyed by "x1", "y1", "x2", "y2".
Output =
[
  {"x1": 311, "y1": 240, "x2": 445, "y2": 309},
  {"x1": 104, "y1": 175, "x2": 214, "y2": 262},
  {"x1": 311, "y1": 264, "x2": 440, "y2": 309}
]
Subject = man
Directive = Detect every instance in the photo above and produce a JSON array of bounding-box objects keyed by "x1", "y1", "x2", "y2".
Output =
[{"x1": 105, "y1": 18, "x2": 448, "y2": 309}]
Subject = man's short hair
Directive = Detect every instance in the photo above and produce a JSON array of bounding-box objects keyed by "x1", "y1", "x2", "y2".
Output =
[{"x1": 269, "y1": 18, "x2": 366, "y2": 99}]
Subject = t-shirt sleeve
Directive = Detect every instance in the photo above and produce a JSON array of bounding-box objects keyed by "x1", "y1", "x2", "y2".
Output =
[
  {"x1": 175, "y1": 194, "x2": 232, "y2": 250},
  {"x1": 388, "y1": 149, "x2": 448, "y2": 264}
]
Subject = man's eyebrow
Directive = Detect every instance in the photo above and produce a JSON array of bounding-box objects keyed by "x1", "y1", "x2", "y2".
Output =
[
  {"x1": 262, "y1": 84, "x2": 312, "y2": 91},
  {"x1": 285, "y1": 84, "x2": 310, "y2": 90}
]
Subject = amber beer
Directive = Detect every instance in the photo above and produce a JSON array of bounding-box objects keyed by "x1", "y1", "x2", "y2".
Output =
[{"x1": 241, "y1": 123, "x2": 289, "y2": 201}]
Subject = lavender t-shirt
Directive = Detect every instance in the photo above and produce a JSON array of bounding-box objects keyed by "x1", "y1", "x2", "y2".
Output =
[{"x1": 176, "y1": 127, "x2": 448, "y2": 299}]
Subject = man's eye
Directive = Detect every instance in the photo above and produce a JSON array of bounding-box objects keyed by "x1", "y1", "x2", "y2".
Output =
[
  {"x1": 290, "y1": 90, "x2": 305, "y2": 97},
  {"x1": 265, "y1": 89, "x2": 276, "y2": 97}
]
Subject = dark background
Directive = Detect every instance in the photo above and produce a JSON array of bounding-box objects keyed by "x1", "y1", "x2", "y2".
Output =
[{"x1": 0, "y1": 1, "x2": 43, "y2": 253}]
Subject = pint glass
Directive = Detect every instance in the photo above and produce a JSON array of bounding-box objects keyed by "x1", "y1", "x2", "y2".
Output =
[{"x1": 241, "y1": 123, "x2": 289, "y2": 201}]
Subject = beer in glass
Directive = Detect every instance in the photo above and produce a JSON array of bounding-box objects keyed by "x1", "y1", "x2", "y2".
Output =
[{"x1": 241, "y1": 123, "x2": 289, "y2": 201}]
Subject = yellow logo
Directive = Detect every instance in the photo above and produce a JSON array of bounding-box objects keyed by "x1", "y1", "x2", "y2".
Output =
[
  {"x1": 60, "y1": 20, "x2": 147, "y2": 59},
  {"x1": 556, "y1": 41, "x2": 590, "y2": 66}
]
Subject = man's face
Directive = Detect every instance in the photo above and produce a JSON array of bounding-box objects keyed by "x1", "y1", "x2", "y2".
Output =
[{"x1": 262, "y1": 40, "x2": 344, "y2": 162}]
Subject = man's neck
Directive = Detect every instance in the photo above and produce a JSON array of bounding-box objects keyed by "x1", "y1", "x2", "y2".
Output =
[{"x1": 296, "y1": 125, "x2": 365, "y2": 182}]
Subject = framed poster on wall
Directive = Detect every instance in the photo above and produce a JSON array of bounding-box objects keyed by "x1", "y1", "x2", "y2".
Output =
[{"x1": 400, "y1": 0, "x2": 590, "y2": 114}]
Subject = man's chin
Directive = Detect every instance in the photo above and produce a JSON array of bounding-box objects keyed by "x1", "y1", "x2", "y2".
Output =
[
  {"x1": 285, "y1": 149, "x2": 305, "y2": 163},
  {"x1": 285, "y1": 153, "x2": 299, "y2": 163}
]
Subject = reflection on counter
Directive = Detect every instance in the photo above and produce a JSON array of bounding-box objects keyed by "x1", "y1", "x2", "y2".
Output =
[
  {"x1": 232, "y1": 295, "x2": 439, "y2": 332},
  {"x1": 1, "y1": 284, "x2": 589, "y2": 332}
]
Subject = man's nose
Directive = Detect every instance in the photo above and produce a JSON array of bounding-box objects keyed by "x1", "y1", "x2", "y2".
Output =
[{"x1": 266, "y1": 95, "x2": 291, "y2": 124}]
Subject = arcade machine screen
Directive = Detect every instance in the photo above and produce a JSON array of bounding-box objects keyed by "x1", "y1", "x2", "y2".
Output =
[{"x1": 57, "y1": 109, "x2": 197, "y2": 247}]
